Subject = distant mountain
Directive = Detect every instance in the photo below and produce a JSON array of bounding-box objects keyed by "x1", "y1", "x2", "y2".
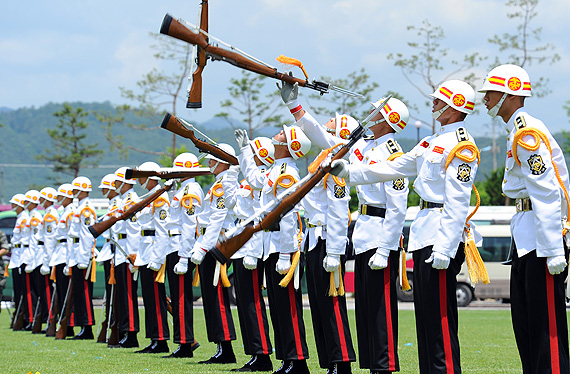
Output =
[{"x1": 0, "y1": 107, "x2": 13, "y2": 113}]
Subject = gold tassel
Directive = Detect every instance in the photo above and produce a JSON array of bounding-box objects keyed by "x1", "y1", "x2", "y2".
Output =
[
  {"x1": 464, "y1": 228, "x2": 490, "y2": 285},
  {"x1": 109, "y1": 263, "x2": 116, "y2": 285},
  {"x1": 3, "y1": 265, "x2": 9, "y2": 278},
  {"x1": 338, "y1": 272, "x2": 345, "y2": 296},
  {"x1": 90, "y1": 260, "x2": 97, "y2": 283},
  {"x1": 328, "y1": 272, "x2": 338, "y2": 297},
  {"x1": 155, "y1": 263, "x2": 166, "y2": 283},
  {"x1": 400, "y1": 250, "x2": 411, "y2": 291},
  {"x1": 307, "y1": 144, "x2": 343, "y2": 174},
  {"x1": 50, "y1": 266, "x2": 56, "y2": 282},
  {"x1": 220, "y1": 263, "x2": 231, "y2": 288},
  {"x1": 192, "y1": 267, "x2": 200, "y2": 287},
  {"x1": 279, "y1": 251, "x2": 301, "y2": 288},
  {"x1": 275, "y1": 55, "x2": 309, "y2": 80}
]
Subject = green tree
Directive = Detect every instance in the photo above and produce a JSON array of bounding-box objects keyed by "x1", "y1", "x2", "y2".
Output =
[
  {"x1": 36, "y1": 103, "x2": 103, "y2": 179},
  {"x1": 216, "y1": 71, "x2": 284, "y2": 138},
  {"x1": 482, "y1": 168, "x2": 509, "y2": 206},
  {"x1": 387, "y1": 20, "x2": 485, "y2": 133}
]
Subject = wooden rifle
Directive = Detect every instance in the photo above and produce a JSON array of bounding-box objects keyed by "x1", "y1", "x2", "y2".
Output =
[
  {"x1": 125, "y1": 167, "x2": 212, "y2": 180},
  {"x1": 88, "y1": 183, "x2": 173, "y2": 238},
  {"x1": 161, "y1": 113, "x2": 239, "y2": 165},
  {"x1": 209, "y1": 96, "x2": 391, "y2": 264},
  {"x1": 55, "y1": 278, "x2": 73, "y2": 340},
  {"x1": 31, "y1": 296, "x2": 42, "y2": 333},
  {"x1": 45, "y1": 287, "x2": 58, "y2": 336},
  {"x1": 96, "y1": 288, "x2": 109, "y2": 343},
  {"x1": 11, "y1": 295, "x2": 24, "y2": 330},
  {"x1": 159, "y1": 4, "x2": 364, "y2": 108},
  {"x1": 107, "y1": 284, "x2": 120, "y2": 347}
]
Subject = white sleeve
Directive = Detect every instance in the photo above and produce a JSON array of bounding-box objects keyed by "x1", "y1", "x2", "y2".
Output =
[
  {"x1": 325, "y1": 180, "x2": 350, "y2": 256},
  {"x1": 296, "y1": 112, "x2": 343, "y2": 150},
  {"x1": 348, "y1": 151, "x2": 418, "y2": 186},
  {"x1": 377, "y1": 177, "x2": 409, "y2": 253},
  {"x1": 238, "y1": 146, "x2": 266, "y2": 190}
]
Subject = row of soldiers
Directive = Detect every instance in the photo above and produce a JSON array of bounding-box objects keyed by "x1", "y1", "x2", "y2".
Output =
[{"x1": 6, "y1": 63, "x2": 570, "y2": 374}]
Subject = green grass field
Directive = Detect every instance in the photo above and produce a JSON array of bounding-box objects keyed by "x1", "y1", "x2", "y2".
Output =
[{"x1": 0, "y1": 306, "x2": 566, "y2": 373}]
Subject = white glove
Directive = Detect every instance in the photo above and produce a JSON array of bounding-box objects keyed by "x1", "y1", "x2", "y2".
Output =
[
  {"x1": 24, "y1": 264, "x2": 33, "y2": 273},
  {"x1": 40, "y1": 264, "x2": 51, "y2": 275},
  {"x1": 278, "y1": 81, "x2": 300, "y2": 111},
  {"x1": 148, "y1": 261, "x2": 161, "y2": 272},
  {"x1": 368, "y1": 251, "x2": 389, "y2": 270},
  {"x1": 235, "y1": 129, "x2": 250, "y2": 149},
  {"x1": 243, "y1": 256, "x2": 258, "y2": 270},
  {"x1": 226, "y1": 165, "x2": 241, "y2": 179},
  {"x1": 426, "y1": 251, "x2": 451, "y2": 270},
  {"x1": 191, "y1": 248, "x2": 207, "y2": 265},
  {"x1": 63, "y1": 266, "x2": 70, "y2": 276},
  {"x1": 329, "y1": 159, "x2": 350, "y2": 180},
  {"x1": 174, "y1": 257, "x2": 189, "y2": 274},
  {"x1": 276, "y1": 253, "x2": 291, "y2": 274},
  {"x1": 77, "y1": 263, "x2": 88, "y2": 270},
  {"x1": 323, "y1": 254, "x2": 341, "y2": 272},
  {"x1": 547, "y1": 255, "x2": 567, "y2": 275}
]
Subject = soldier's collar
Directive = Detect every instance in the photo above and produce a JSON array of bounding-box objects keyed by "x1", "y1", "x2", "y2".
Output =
[
  {"x1": 505, "y1": 107, "x2": 526, "y2": 134},
  {"x1": 372, "y1": 133, "x2": 395, "y2": 147},
  {"x1": 122, "y1": 188, "x2": 134, "y2": 198},
  {"x1": 438, "y1": 121, "x2": 465, "y2": 134}
]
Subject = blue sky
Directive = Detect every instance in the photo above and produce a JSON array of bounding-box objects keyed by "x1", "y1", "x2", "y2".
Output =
[{"x1": 1, "y1": 0, "x2": 569, "y2": 138}]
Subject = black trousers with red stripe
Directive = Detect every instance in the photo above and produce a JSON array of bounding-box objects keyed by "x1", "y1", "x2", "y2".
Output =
[
  {"x1": 21, "y1": 265, "x2": 38, "y2": 324},
  {"x1": 265, "y1": 252, "x2": 309, "y2": 361},
  {"x1": 11, "y1": 267, "x2": 25, "y2": 321},
  {"x1": 71, "y1": 265, "x2": 95, "y2": 326},
  {"x1": 413, "y1": 245, "x2": 464, "y2": 374},
  {"x1": 306, "y1": 239, "x2": 356, "y2": 369},
  {"x1": 198, "y1": 252, "x2": 236, "y2": 343},
  {"x1": 139, "y1": 266, "x2": 170, "y2": 341},
  {"x1": 166, "y1": 252, "x2": 195, "y2": 344},
  {"x1": 510, "y1": 246, "x2": 569, "y2": 374},
  {"x1": 53, "y1": 264, "x2": 71, "y2": 325},
  {"x1": 354, "y1": 248, "x2": 399, "y2": 373},
  {"x1": 233, "y1": 257, "x2": 273, "y2": 356},
  {"x1": 115, "y1": 262, "x2": 139, "y2": 333},
  {"x1": 36, "y1": 270, "x2": 54, "y2": 323}
]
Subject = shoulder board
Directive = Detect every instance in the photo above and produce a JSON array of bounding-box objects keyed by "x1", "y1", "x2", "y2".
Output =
[
  {"x1": 386, "y1": 139, "x2": 400, "y2": 154},
  {"x1": 456, "y1": 127, "x2": 469, "y2": 142},
  {"x1": 363, "y1": 135, "x2": 375, "y2": 141},
  {"x1": 280, "y1": 163, "x2": 287, "y2": 175},
  {"x1": 515, "y1": 115, "x2": 527, "y2": 129}
]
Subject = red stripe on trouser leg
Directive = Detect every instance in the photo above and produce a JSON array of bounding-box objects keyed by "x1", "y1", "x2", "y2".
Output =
[
  {"x1": 217, "y1": 282, "x2": 231, "y2": 341},
  {"x1": 252, "y1": 268, "x2": 269, "y2": 354},
  {"x1": 288, "y1": 282, "x2": 304, "y2": 360},
  {"x1": 332, "y1": 296, "x2": 349, "y2": 361},
  {"x1": 439, "y1": 270, "x2": 453, "y2": 374},
  {"x1": 178, "y1": 274, "x2": 186, "y2": 343},
  {"x1": 84, "y1": 271, "x2": 93, "y2": 324},
  {"x1": 154, "y1": 274, "x2": 164, "y2": 340},
  {"x1": 45, "y1": 276, "x2": 52, "y2": 320},
  {"x1": 384, "y1": 260, "x2": 396, "y2": 371},
  {"x1": 127, "y1": 271, "x2": 134, "y2": 331},
  {"x1": 26, "y1": 273, "x2": 33, "y2": 323},
  {"x1": 545, "y1": 268, "x2": 560, "y2": 374}
]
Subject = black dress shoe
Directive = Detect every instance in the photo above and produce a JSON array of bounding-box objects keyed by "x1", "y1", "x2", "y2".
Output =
[
  {"x1": 329, "y1": 362, "x2": 351, "y2": 374},
  {"x1": 119, "y1": 332, "x2": 139, "y2": 348},
  {"x1": 66, "y1": 326, "x2": 75, "y2": 337},
  {"x1": 24, "y1": 323, "x2": 33, "y2": 331},
  {"x1": 72, "y1": 326, "x2": 94, "y2": 340},
  {"x1": 162, "y1": 343, "x2": 193, "y2": 358},
  {"x1": 272, "y1": 361, "x2": 291, "y2": 374},
  {"x1": 232, "y1": 355, "x2": 273, "y2": 372},
  {"x1": 198, "y1": 342, "x2": 236, "y2": 364},
  {"x1": 135, "y1": 342, "x2": 155, "y2": 354},
  {"x1": 146, "y1": 340, "x2": 169, "y2": 354},
  {"x1": 191, "y1": 339, "x2": 200, "y2": 351},
  {"x1": 281, "y1": 360, "x2": 309, "y2": 374}
]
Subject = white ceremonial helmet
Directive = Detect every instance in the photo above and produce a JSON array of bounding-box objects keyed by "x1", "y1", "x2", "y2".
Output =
[
  {"x1": 478, "y1": 64, "x2": 531, "y2": 97},
  {"x1": 204, "y1": 143, "x2": 236, "y2": 164},
  {"x1": 24, "y1": 190, "x2": 41, "y2": 207},
  {"x1": 334, "y1": 113, "x2": 360, "y2": 140},
  {"x1": 283, "y1": 125, "x2": 311, "y2": 160},
  {"x1": 57, "y1": 184, "x2": 75, "y2": 200},
  {"x1": 172, "y1": 153, "x2": 200, "y2": 169},
  {"x1": 114, "y1": 167, "x2": 136, "y2": 185},
  {"x1": 9, "y1": 193, "x2": 27, "y2": 208},
  {"x1": 250, "y1": 137, "x2": 275, "y2": 167},
  {"x1": 98, "y1": 173, "x2": 117, "y2": 189},
  {"x1": 72, "y1": 176, "x2": 92, "y2": 192},
  {"x1": 430, "y1": 80, "x2": 476, "y2": 119},
  {"x1": 370, "y1": 97, "x2": 410, "y2": 134},
  {"x1": 39, "y1": 187, "x2": 58, "y2": 203},
  {"x1": 138, "y1": 161, "x2": 162, "y2": 181}
]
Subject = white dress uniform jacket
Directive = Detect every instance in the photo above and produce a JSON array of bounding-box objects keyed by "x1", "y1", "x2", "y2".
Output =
[
  {"x1": 135, "y1": 184, "x2": 171, "y2": 266},
  {"x1": 70, "y1": 197, "x2": 97, "y2": 267},
  {"x1": 503, "y1": 108, "x2": 569, "y2": 258},
  {"x1": 170, "y1": 178, "x2": 204, "y2": 258},
  {"x1": 348, "y1": 122, "x2": 478, "y2": 258},
  {"x1": 42, "y1": 205, "x2": 60, "y2": 269},
  {"x1": 114, "y1": 189, "x2": 140, "y2": 266},
  {"x1": 23, "y1": 207, "x2": 43, "y2": 270},
  {"x1": 96, "y1": 196, "x2": 120, "y2": 263},
  {"x1": 232, "y1": 179, "x2": 257, "y2": 260},
  {"x1": 8, "y1": 210, "x2": 29, "y2": 269},
  {"x1": 50, "y1": 204, "x2": 74, "y2": 267}
]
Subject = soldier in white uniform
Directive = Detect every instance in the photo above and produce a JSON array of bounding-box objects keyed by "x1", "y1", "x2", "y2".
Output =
[
  {"x1": 50, "y1": 184, "x2": 76, "y2": 336},
  {"x1": 190, "y1": 143, "x2": 240, "y2": 364},
  {"x1": 479, "y1": 64, "x2": 569, "y2": 373},
  {"x1": 261, "y1": 125, "x2": 311, "y2": 374},
  {"x1": 331, "y1": 80, "x2": 479, "y2": 373},
  {"x1": 112, "y1": 167, "x2": 141, "y2": 349},
  {"x1": 134, "y1": 161, "x2": 171, "y2": 354},
  {"x1": 95, "y1": 174, "x2": 120, "y2": 344},
  {"x1": 37, "y1": 187, "x2": 59, "y2": 332},
  {"x1": 167, "y1": 153, "x2": 203, "y2": 358},
  {"x1": 8, "y1": 193, "x2": 29, "y2": 330},
  {"x1": 68, "y1": 176, "x2": 97, "y2": 339},
  {"x1": 232, "y1": 132, "x2": 275, "y2": 372},
  {"x1": 22, "y1": 190, "x2": 42, "y2": 331}
]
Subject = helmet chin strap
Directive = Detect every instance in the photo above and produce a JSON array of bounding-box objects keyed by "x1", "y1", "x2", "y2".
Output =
[
  {"x1": 432, "y1": 104, "x2": 449, "y2": 120},
  {"x1": 487, "y1": 92, "x2": 508, "y2": 119},
  {"x1": 271, "y1": 138, "x2": 287, "y2": 146}
]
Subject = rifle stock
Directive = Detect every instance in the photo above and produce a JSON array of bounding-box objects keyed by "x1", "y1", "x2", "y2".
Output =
[
  {"x1": 160, "y1": 113, "x2": 239, "y2": 165},
  {"x1": 96, "y1": 289, "x2": 109, "y2": 343},
  {"x1": 31, "y1": 297, "x2": 42, "y2": 333},
  {"x1": 187, "y1": 0, "x2": 208, "y2": 108},
  {"x1": 107, "y1": 285, "x2": 119, "y2": 347},
  {"x1": 125, "y1": 168, "x2": 212, "y2": 180},
  {"x1": 11, "y1": 295, "x2": 24, "y2": 330},
  {"x1": 45, "y1": 292, "x2": 58, "y2": 336},
  {"x1": 89, "y1": 184, "x2": 173, "y2": 238},
  {"x1": 55, "y1": 279, "x2": 73, "y2": 340}
]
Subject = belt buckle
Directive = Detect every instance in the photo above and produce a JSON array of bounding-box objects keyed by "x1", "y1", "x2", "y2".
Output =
[
  {"x1": 516, "y1": 199, "x2": 524, "y2": 212},
  {"x1": 359, "y1": 205, "x2": 367, "y2": 215}
]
